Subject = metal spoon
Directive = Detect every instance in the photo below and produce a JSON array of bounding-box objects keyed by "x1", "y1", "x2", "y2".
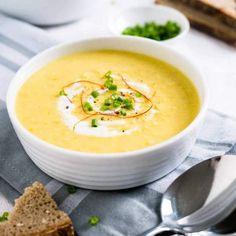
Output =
[{"x1": 140, "y1": 155, "x2": 236, "y2": 236}]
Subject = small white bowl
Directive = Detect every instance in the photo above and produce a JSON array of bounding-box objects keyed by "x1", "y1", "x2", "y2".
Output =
[
  {"x1": 7, "y1": 37, "x2": 208, "y2": 190},
  {"x1": 109, "y1": 6, "x2": 190, "y2": 44}
]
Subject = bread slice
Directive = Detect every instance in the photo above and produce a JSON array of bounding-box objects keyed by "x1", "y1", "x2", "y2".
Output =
[
  {"x1": 0, "y1": 182, "x2": 74, "y2": 236},
  {"x1": 155, "y1": 0, "x2": 236, "y2": 46}
]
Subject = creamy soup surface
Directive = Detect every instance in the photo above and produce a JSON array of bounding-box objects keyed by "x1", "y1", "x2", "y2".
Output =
[{"x1": 16, "y1": 50, "x2": 200, "y2": 153}]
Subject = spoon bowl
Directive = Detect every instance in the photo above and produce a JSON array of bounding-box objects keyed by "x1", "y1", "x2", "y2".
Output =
[{"x1": 141, "y1": 155, "x2": 236, "y2": 235}]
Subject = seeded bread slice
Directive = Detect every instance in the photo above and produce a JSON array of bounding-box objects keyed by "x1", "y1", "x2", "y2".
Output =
[
  {"x1": 0, "y1": 182, "x2": 74, "y2": 236},
  {"x1": 155, "y1": 0, "x2": 236, "y2": 46}
]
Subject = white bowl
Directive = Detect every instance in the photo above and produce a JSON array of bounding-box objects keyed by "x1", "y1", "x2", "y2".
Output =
[
  {"x1": 7, "y1": 37, "x2": 208, "y2": 190},
  {"x1": 0, "y1": 0, "x2": 104, "y2": 25},
  {"x1": 109, "y1": 6, "x2": 190, "y2": 44}
]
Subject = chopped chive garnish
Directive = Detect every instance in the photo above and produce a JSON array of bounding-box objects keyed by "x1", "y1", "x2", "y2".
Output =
[
  {"x1": 67, "y1": 185, "x2": 78, "y2": 194},
  {"x1": 91, "y1": 119, "x2": 98, "y2": 127},
  {"x1": 59, "y1": 71, "x2": 151, "y2": 122},
  {"x1": 135, "y1": 92, "x2": 142, "y2": 97},
  {"x1": 0, "y1": 212, "x2": 9, "y2": 222},
  {"x1": 100, "y1": 93, "x2": 135, "y2": 112},
  {"x1": 84, "y1": 102, "x2": 93, "y2": 112},
  {"x1": 103, "y1": 71, "x2": 117, "y2": 91},
  {"x1": 107, "y1": 84, "x2": 117, "y2": 91},
  {"x1": 59, "y1": 89, "x2": 67, "y2": 96},
  {"x1": 100, "y1": 105, "x2": 109, "y2": 111},
  {"x1": 122, "y1": 21, "x2": 181, "y2": 41},
  {"x1": 112, "y1": 94, "x2": 123, "y2": 102},
  {"x1": 88, "y1": 216, "x2": 100, "y2": 226},
  {"x1": 122, "y1": 98, "x2": 133, "y2": 110},
  {"x1": 104, "y1": 98, "x2": 113, "y2": 106},
  {"x1": 111, "y1": 93, "x2": 119, "y2": 99},
  {"x1": 113, "y1": 100, "x2": 122, "y2": 108},
  {"x1": 91, "y1": 90, "x2": 99, "y2": 98},
  {"x1": 117, "y1": 96, "x2": 123, "y2": 102},
  {"x1": 104, "y1": 77, "x2": 113, "y2": 88},
  {"x1": 104, "y1": 70, "x2": 112, "y2": 78},
  {"x1": 120, "y1": 110, "x2": 127, "y2": 116}
]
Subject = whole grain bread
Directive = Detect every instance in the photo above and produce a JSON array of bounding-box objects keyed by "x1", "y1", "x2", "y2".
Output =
[
  {"x1": 155, "y1": 0, "x2": 236, "y2": 46},
  {"x1": 0, "y1": 182, "x2": 74, "y2": 236}
]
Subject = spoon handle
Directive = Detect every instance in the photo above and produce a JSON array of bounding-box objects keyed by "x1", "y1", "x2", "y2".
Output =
[{"x1": 139, "y1": 223, "x2": 185, "y2": 236}]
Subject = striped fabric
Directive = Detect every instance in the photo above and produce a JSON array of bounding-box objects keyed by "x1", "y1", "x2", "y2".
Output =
[{"x1": 0, "y1": 13, "x2": 236, "y2": 236}]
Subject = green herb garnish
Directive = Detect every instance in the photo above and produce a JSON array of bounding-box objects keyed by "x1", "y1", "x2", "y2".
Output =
[
  {"x1": 84, "y1": 102, "x2": 93, "y2": 112},
  {"x1": 58, "y1": 70, "x2": 154, "y2": 124},
  {"x1": 107, "y1": 84, "x2": 117, "y2": 91},
  {"x1": 91, "y1": 90, "x2": 99, "y2": 98},
  {"x1": 100, "y1": 92, "x2": 134, "y2": 113},
  {"x1": 104, "y1": 98, "x2": 113, "y2": 106},
  {"x1": 91, "y1": 119, "x2": 98, "y2": 127},
  {"x1": 122, "y1": 21, "x2": 181, "y2": 41},
  {"x1": 120, "y1": 110, "x2": 127, "y2": 116},
  {"x1": 59, "y1": 89, "x2": 67, "y2": 96},
  {"x1": 111, "y1": 93, "x2": 119, "y2": 99},
  {"x1": 67, "y1": 185, "x2": 78, "y2": 194},
  {"x1": 117, "y1": 96, "x2": 123, "y2": 102},
  {"x1": 111, "y1": 93, "x2": 123, "y2": 102},
  {"x1": 101, "y1": 95, "x2": 123, "y2": 111},
  {"x1": 88, "y1": 216, "x2": 100, "y2": 226},
  {"x1": 0, "y1": 212, "x2": 9, "y2": 222},
  {"x1": 135, "y1": 92, "x2": 142, "y2": 97},
  {"x1": 104, "y1": 77, "x2": 113, "y2": 88},
  {"x1": 122, "y1": 98, "x2": 133, "y2": 110},
  {"x1": 113, "y1": 99, "x2": 122, "y2": 108},
  {"x1": 100, "y1": 105, "x2": 109, "y2": 111},
  {"x1": 103, "y1": 71, "x2": 117, "y2": 91},
  {"x1": 104, "y1": 70, "x2": 112, "y2": 78}
]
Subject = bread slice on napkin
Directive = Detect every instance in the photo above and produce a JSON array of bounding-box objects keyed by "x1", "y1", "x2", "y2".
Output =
[
  {"x1": 155, "y1": 0, "x2": 236, "y2": 46},
  {"x1": 0, "y1": 182, "x2": 74, "y2": 236}
]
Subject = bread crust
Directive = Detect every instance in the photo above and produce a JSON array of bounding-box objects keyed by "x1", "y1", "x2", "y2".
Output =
[
  {"x1": 198, "y1": 0, "x2": 236, "y2": 19},
  {"x1": 156, "y1": 0, "x2": 236, "y2": 45},
  {"x1": 0, "y1": 182, "x2": 75, "y2": 236},
  {"x1": 34, "y1": 224, "x2": 74, "y2": 236}
]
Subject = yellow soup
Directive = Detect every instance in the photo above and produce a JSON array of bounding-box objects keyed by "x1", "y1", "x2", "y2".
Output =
[{"x1": 16, "y1": 50, "x2": 200, "y2": 153}]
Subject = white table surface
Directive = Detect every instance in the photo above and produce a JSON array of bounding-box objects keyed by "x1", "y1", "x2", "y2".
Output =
[{"x1": 45, "y1": 0, "x2": 236, "y2": 118}]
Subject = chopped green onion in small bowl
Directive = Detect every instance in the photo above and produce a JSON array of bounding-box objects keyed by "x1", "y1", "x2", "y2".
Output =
[
  {"x1": 122, "y1": 21, "x2": 181, "y2": 41},
  {"x1": 108, "y1": 6, "x2": 189, "y2": 44}
]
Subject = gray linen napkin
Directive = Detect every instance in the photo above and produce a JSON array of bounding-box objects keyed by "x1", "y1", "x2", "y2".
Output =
[{"x1": 0, "y1": 14, "x2": 236, "y2": 236}]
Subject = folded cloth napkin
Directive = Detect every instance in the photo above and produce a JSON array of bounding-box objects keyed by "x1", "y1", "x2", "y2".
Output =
[{"x1": 0, "y1": 13, "x2": 236, "y2": 236}]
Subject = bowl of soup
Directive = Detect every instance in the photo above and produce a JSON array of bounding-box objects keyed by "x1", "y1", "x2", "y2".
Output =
[{"x1": 7, "y1": 37, "x2": 208, "y2": 190}]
